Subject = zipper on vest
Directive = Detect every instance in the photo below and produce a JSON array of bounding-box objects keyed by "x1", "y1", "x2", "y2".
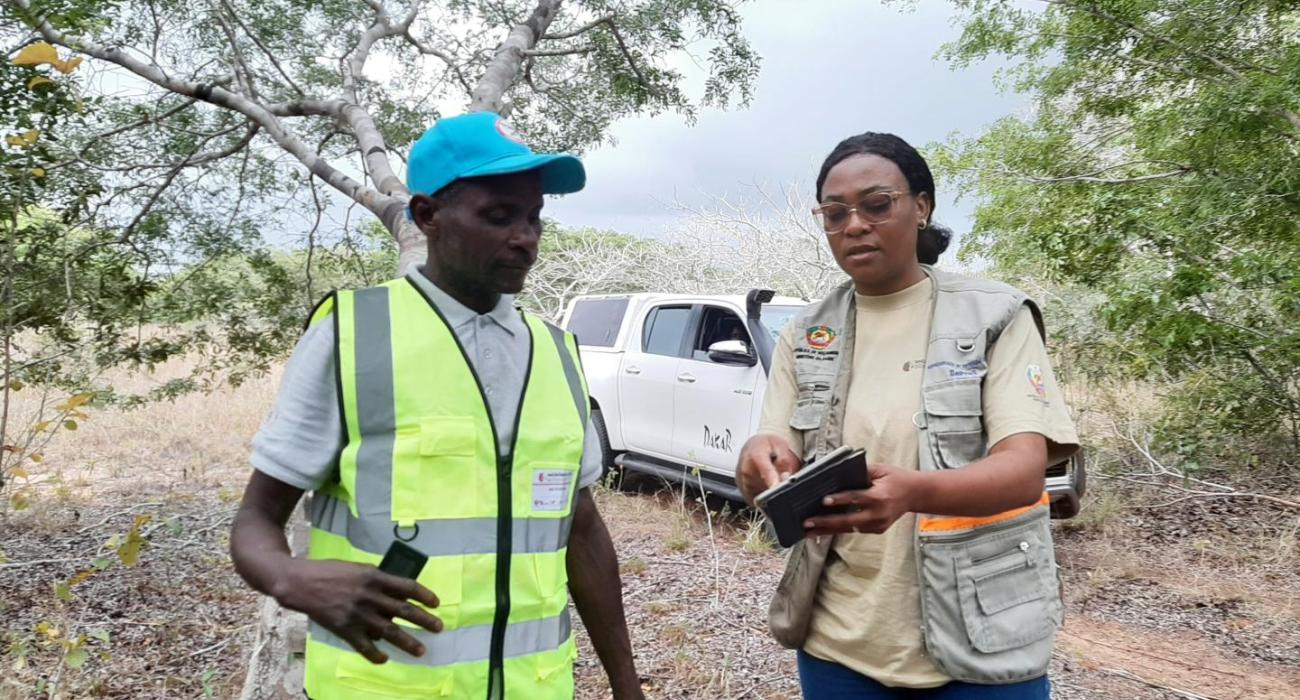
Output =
[
  {"x1": 402, "y1": 278, "x2": 532, "y2": 700},
  {"x1": 487, "y1": 451, "x2": 512, "y2": 700},
  {"x1": 488, "y1": 329, "x2": 533, "y2": 700}
]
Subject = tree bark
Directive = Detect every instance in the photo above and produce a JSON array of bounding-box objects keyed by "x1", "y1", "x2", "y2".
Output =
[{"x1": 470, "y1": 0, "x2": 564, "y2": 113}]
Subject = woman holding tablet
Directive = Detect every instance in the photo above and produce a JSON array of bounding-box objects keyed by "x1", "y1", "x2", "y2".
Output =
[{"x1": 736, "y1": 132, "x2": 1079, "y2": 699}]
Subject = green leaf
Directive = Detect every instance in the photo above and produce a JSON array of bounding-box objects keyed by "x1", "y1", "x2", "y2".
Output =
[
  {"x1": 63, "y1": 648, "x2": 88, "y2": 669},
  {"x1": 54, "y1": 581, "x2": 72, "y2": 602},
  {"x1": 91, "y1": 557, "x2": 112, "y2": 570},
  {"x1": 63, "y1": 420, "x2": 78, "y2": 431},
  {"x1": 88, "y1": 628, "x2": 110, "y2": 644}
]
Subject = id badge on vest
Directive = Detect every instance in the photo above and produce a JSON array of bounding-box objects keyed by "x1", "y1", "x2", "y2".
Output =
[{"x1": 532, "y1": 469, "x2": 573, "y2": 512}]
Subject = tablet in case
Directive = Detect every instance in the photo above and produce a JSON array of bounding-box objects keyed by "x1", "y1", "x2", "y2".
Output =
[{"x1": 755, "y1": 446, "x2": 870, "y2": 548}]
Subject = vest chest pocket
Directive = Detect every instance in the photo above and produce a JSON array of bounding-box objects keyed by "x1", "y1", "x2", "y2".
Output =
[
  {"x1": 923, "y1": 381, "x2": 985, "y2": 470},
  {"x1": 392, "y1": 416, "x2": 482, "y2": 522}
]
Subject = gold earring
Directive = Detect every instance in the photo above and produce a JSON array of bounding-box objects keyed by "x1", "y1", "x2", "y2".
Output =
[{"x1": 918, "y1": 220, "x2": 928, "y2": 230}]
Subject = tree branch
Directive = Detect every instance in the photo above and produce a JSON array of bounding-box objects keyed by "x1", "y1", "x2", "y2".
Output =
[
  {"x1": 337, "y1": 0, "x2": 417, "y2": 199},
  {"x1": 219, "y1": 0, "x2": 305, "y2": 96},
  {"x1": 470, "y1": 0, "x2": 564, "y2": 113},
  {"x1": 403, "y1": 31, "x2": 474, "y2": 94},
  {"x1": 541, "y1": 14, "x2": 612, "y2": 41},
  {"x1": 524, "y1": 45, "x2": 594, "y2": 57},
  {"x1": 1025, "y1": 162, "x2": 1193, "y2": 184},
  {"x1": 7, "y1": 0, "x2": 396, "y2": 219},
  {"x1": 264, "y1": 98, "x2": 348, "y2": 117}
]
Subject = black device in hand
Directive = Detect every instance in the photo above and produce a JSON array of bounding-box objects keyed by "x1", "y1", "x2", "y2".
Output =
[
  {"x1": 754, "y1": 446, "x2": 870, "y2": 547},
  {"x1": 378, "y1": 540, "x2": 428, "y2": 580}
]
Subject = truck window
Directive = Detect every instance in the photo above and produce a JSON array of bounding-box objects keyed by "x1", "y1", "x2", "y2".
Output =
[
  {"x1": 565, "y1": 297, "x2": 629, "y2": 347},
  {"x1": 691, "y1": 306, "x2": 749, "y2": 362},
  {"x1": 642, "y1": 305, "x2": 692, "y2": 357}
]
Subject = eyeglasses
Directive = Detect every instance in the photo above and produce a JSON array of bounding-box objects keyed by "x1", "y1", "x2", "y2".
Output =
[{"x1": 812, "y1": 191, "x2": 910, "y2": 234}]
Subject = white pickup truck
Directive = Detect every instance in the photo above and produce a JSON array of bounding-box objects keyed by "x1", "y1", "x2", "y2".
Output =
[{"x1": 560, "y1": 288, "x2": 1085, "y2": 518}]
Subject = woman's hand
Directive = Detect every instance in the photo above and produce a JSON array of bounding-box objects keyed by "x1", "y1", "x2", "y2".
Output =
[
  {"x1": 803, "y1": 463, "x2": 920, "y2": 536},
  {"x1": 736, "y1": 434, "x2": 802, "y2": 506}
]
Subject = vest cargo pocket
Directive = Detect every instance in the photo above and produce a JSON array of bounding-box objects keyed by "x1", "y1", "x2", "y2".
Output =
[
  {"x1": 918, "y1": 509, "x2": 1059, "y2": 683},
  {"x1": 958, "y1": 543, "x2": 1053, "y2": 653},
  {"x1": 392, "y1": 416, "x2": 480, "y2": 522},
  {"x1": 336, "y1": 655, "x2": 454, "y2": 697}
]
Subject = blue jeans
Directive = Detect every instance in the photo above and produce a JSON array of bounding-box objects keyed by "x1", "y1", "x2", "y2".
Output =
[{"x1": 797, "y1": 650, "x2": 1051, "y2": 700}]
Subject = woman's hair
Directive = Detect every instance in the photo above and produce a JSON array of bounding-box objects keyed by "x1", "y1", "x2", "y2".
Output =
[{"x1": 814, "y1": 132, "x2": 952, "y2": 265}]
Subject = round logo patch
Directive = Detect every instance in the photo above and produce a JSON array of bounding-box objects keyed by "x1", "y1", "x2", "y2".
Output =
[
  {"x1": 806, "y1": 325, "x2": 837, "y2": 350},
  {"x1": 495, "y1": 119, "x2": 526, "y2": 145},
  {"x1": 1026, "y1": 364, "x2": 1047, "y2": 399}
]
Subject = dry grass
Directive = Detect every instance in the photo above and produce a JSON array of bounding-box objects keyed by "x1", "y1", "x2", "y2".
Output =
[
  {"x1": 1, "y1": 363, "x2": 1297, "y2": 699},
  {"x1": 0, "y1": 359, "x2": 277, "y2": 700}
]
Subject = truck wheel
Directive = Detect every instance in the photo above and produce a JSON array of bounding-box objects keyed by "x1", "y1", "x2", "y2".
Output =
[{"x1": 591, "y1": 408, "x2": 619, "y2": 478}]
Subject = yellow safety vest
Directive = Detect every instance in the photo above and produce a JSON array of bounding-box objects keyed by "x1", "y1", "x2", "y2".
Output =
[{"x1": 301, "y1": 277, "x2": 588, "y2": 699}]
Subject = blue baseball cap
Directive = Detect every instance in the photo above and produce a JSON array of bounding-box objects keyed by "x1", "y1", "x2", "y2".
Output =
[{"x1": 406, "y1": 112, "x2": 585, "y2": 201}]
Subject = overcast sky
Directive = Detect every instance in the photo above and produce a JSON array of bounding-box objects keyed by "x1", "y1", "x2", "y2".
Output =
[{"x1": 543, "y1": 0, "x2": 1029, "y2": 252}]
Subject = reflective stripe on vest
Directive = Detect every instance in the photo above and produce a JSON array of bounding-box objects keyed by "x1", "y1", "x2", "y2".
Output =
[
  {"x1": 304, "y1": 277, "x2": 586, "y2": 700},
  {"x1": 307, "y1": 609, "x2": 571, "y2": 668}
]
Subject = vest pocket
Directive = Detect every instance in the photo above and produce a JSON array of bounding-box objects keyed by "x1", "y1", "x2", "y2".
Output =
[
  {"x1": 923, "y1": 380, "x2": 985, "y2": 470},
  {"x1": 917, "y1": 509, "x2": 1060, "y2": 683},
  {"x1": 958, "y1": 543, "x2": 1053, "y2": 653},
  {"x1": 392, "y1": 416, "x2": 480, "y2": 521},
  {"x1": 335, "y1": 655, "x2": 454, "y2": 697}
]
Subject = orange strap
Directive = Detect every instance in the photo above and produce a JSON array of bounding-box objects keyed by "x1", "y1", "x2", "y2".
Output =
[{"x1": 918, "y1": 492, "x2": 1049, "y2": 533}]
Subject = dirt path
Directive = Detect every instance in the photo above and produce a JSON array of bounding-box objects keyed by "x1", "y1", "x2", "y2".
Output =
[{"x1": 1055, "y1": 619, "x2": 1300, "y2": 700}]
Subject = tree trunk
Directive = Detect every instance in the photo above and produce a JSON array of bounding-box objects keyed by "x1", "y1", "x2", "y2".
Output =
[
  {"x1": 396, "y1": 219, "x2": 426, "y2": 274},
  {"x1": 239, "y1": 500, "x2": 311, "y2": 700}
]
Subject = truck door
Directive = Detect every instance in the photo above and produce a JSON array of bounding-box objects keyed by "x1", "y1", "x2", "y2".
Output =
[
  {"x1": 671, "y1": 304, "x2": 763, "y2": 477},
  {"x1": 618, "y1": 303, "x2": 692, "y2": 459}
]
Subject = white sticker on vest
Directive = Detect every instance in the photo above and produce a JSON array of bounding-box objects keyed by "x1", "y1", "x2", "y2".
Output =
[{"x1": 532, "y1": 469, "x2": 573, "y2": 512}]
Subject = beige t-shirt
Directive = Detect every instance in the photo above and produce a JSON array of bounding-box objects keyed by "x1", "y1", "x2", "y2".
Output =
[{"x1": 757, "y1": 276, "x2": 1079, "y2": 687}]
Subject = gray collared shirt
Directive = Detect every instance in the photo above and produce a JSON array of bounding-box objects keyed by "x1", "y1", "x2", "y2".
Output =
[{"x1": 250, "y1": 269, "x2": 602, "y2": 492}]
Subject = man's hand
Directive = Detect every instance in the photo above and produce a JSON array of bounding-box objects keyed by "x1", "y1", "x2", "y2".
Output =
[
  {"x1": 802, "y1": 463, "x2": 918, "y2": 536},
  {"x1": 276, "y1": 558, "x2": 443, "y2": 664},
  {"x1": 736, "y1": 434, "x2": 802, "y2": 506}
]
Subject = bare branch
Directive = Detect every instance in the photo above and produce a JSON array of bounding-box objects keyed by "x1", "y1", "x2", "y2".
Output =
[
  {"x1": 524, "y1": 45, "x2": 593, "y2": 57},
  {"x1": 265, "y1": 98, "x2": 348, "y2": 117},
  {"x1": 403, "y1": 31, "x2": 475, "y2": 94},
  {"x1": 541, "y1": 14, "x2": 613, "y2": 41},
  {"x1": 470, "y1": 0, "x2": 564, "y2": 112},
  {"x1": 336, "y1": 1, "x2": 418, "y2": 199},
  {"x1": 1026, "y1": 162, "x2": 1193, "y2": 184}
]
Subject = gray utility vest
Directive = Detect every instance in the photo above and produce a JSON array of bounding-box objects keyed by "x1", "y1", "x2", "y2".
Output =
[{"x1": 768, "y1": 266, "x2": 1062, "y2": 684}]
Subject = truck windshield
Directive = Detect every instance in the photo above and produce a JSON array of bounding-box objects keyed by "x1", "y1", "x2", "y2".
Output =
[{"x1": 758, "y1": 305, "x2": 802, "y2": 342}]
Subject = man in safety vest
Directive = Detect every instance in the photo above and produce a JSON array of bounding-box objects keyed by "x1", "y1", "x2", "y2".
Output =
[{"x1": 230, "y1": 112, "x2": 644, "y2": 700}]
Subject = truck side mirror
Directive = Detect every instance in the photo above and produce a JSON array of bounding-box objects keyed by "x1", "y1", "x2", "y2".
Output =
[{"x1": 707, "y1": 340, "x2": 757, "y2": 366}]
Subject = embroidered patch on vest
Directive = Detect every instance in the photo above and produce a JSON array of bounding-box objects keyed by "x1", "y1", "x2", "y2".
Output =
[{"x1": 805, "y1": 325, "x2": 837, "y2": 349}]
